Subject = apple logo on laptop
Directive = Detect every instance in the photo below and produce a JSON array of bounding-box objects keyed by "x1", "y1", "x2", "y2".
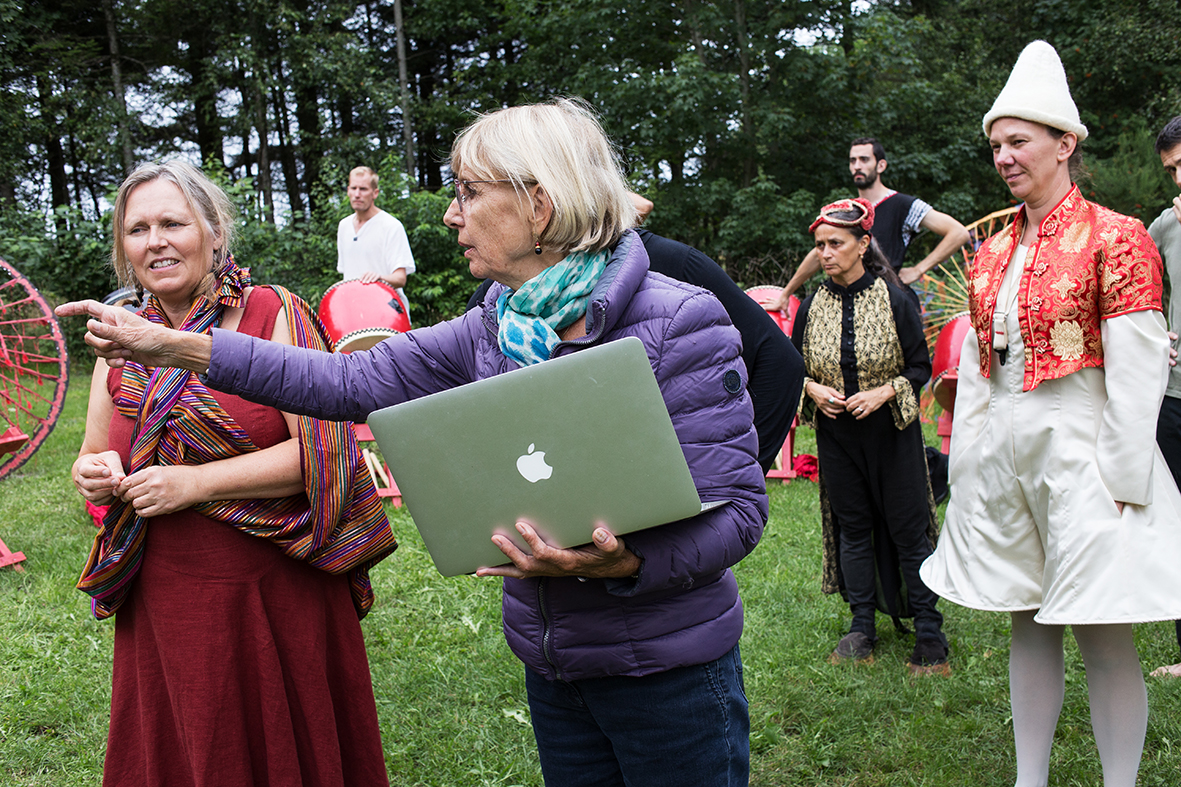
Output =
[{"x1": 516, "y1": 443, "x2": 553, "y2": 483}]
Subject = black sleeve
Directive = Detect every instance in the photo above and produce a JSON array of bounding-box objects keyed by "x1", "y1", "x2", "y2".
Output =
[
  {"x1": 789, "y1": 295, "x2": 812, "y2": 355},
  {"x1": 885, "y1": 281, "x2": 931, "y2": 396},
  {"x1": 640, "y1": 229, "x2": 804, "y2": 473},
  {"x1": 466, "y1": 278, "x2": 494, "y2": 311}
]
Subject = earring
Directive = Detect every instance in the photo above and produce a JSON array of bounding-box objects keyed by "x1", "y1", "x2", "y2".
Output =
[{"x1": 534, "y1": 235, "x2": 543, "y2": 255}]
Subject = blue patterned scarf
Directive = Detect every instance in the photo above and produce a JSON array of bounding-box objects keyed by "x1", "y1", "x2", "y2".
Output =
[{"x1": 496, "y1": 250, "x2": 609, "y2": 367}]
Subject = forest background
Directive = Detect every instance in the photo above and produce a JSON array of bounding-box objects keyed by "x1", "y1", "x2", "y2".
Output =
[{"x1": 3, "y1": 0, "x2": 1181, "y2": 337}]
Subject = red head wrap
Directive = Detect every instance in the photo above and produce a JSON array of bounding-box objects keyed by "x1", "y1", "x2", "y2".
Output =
[{"x1": 808, "y1": 197, "x2": 875, "y2": 234}]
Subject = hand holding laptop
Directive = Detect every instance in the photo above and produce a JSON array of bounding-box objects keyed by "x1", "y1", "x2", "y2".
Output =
[{"x1": 475, "y1": 522, "x2": 641, "y2": 580}]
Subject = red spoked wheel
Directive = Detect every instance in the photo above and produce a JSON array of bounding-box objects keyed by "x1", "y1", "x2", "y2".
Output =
[{"x1": 0, "y1": 257, "x2": 69, "y2": 480}]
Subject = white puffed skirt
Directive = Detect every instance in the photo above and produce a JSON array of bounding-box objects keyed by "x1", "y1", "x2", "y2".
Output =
[{"x1": 921, "y1": 311, "x2": 1181, "y2": 625}]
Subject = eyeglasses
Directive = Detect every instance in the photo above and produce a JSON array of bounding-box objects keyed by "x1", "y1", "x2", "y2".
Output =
[
  {"x1": 451, "y1": 178, "x2": 535, "y2": 212},
  {"x1": 452, "y1": 179, "x2": 512, "y2": 212}
]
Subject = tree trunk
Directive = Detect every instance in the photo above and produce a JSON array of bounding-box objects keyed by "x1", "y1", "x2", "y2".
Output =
[
  {"x1": 394, "y1": 0, "x2": 416, "y2": 184},
  {"x1": 254, "y1": 77, "x2": 274, "y2": 224},
  {"x1": 36, "y1": 75, "x2": 70, "y2": 231},
  {"x1": 294, "y1": 79, "x2": 321, "y2": 215},
  {"x1": 734, "y1": 0, "x2": 754, "y2": 188},
  {"x1": 102, "y1": 0, "x2": 134, "y2": 176},
  {"x1": 686, "y1": 0, "x2": 709, "y2": 67},
  {"x1": 189, "y1": 51, "x2": 225, "y2": 168},
  {"x1": 271, "y1": 78, "x2": 304, "y2": 218}
]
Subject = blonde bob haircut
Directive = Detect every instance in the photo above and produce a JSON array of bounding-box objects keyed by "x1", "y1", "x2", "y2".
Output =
[
  {"x1": 449, "y1": 98, "x2": 637, "y2": 255},
  {"x1": 111, "y1": 160, "x2": 237, "y2": 300}
]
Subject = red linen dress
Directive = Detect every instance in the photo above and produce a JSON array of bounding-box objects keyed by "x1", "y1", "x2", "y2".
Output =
[{"x1": 102, "y1": 287, "x2": 389, "y2": 787}]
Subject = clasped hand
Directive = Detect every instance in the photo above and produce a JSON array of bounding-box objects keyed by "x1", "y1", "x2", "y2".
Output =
[
  {"x1": 808, "y1": 381, "x2": 892, "y2": 420},
  {"x1": 475, "y1": 522, "x2": 641, "y2": 580},
  {"x1": 73, "y1": 452, "x2": 202, "y2": 517}
]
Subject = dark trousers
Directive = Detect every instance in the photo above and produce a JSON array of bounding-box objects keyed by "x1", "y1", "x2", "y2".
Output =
[
  {"x1": 1156, "y1": 395, "x2": 1181, "y2": 653},
  {"x1": 525, "y1": 644, "x2": 749, "y2": 787},
  {"x1": 817, "y1": 408, "x2": 943, "y2": 643}
]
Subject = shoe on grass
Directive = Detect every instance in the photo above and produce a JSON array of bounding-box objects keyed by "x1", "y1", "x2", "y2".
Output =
[
  {"x1": 828, "y1": 632, "x2": 875, "y2": 665},
  {"x1": 908, "y1": 638, "x2": 951, "y2": 676}
]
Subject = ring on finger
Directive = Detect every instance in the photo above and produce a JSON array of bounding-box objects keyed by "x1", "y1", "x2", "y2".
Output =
[{"x1": 827, "y1": 396, "x2": 835, "y2": 404}]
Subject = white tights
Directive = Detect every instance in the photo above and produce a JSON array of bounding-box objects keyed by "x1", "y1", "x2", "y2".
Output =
[{"x1": 1009, "y1": 611, "x2": 1146, "y2": 787}]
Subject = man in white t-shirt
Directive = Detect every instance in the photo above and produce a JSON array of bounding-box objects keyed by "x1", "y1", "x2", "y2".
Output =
[{"x1": 336, "y1": 166, "x2": 416, "y2": 310}]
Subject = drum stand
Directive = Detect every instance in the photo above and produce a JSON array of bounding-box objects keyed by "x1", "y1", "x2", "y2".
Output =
[
  {"x1": 353, "y1": 424, "x2": 402, "y2": 507},
  {"x1": 0, "y1": 536, "x2": 26, "y2": 572}
]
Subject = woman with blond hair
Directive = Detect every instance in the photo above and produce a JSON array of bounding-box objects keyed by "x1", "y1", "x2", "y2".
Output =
[
  {"x1": 61, "y1": 100, "x2": 767, "y2": 787},
  {"x1": 70, "y1": 160, "x2": 395, "y2": 786}
]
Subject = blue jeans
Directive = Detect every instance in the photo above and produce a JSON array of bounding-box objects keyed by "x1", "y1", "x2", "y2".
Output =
[{"x1": 524, "y1": 643, "x2": 749, "y2": 787}]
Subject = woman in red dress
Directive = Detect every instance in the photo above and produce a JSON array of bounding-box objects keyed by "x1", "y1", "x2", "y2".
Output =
[{"x1": 70, "y1": 160, "x2": 396, "y2": 787}]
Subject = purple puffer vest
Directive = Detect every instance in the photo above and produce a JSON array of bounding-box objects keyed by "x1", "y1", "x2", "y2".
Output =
[{"x1": 207, "y1": 230, "x2": 769, "y2": 680}]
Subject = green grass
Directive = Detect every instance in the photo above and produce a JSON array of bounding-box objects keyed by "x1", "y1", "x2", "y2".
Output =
[{"x1": 2, "y1": 380, "x2": 1180, "y2": 785}]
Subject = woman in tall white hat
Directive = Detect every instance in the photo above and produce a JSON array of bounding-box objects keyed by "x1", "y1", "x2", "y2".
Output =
[{"x1": 920, "y1": 41, "x2": 1181, "y2": 786}]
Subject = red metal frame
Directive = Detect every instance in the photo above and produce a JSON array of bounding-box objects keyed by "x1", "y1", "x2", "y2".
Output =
[
  {"x1": 0, "y1": 536, "x2": 26, "y2": 572},
  {"x1": 0, "y1": 257, "x2": 69, "y2": 480},
  {"x1": 352, "y1": 423, "x2": 402, "y2": 507},
  {"x1": 744, "y1": 286, "x2": 801, "y2": 484}
]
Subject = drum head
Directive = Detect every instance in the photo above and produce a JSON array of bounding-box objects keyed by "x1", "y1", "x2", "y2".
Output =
[{"x1": 336, "y1": 327, "x2": 400, "y2": 354}]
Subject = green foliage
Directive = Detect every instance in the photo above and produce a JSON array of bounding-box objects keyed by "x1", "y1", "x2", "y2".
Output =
[
  {"x1": 6, "y1": 0, "x2": 1181, "y2": 312},
  {"x1": 1084, "y1": 117, "x2": 1174, "y2": 222},
  {"x1": 0, "y1": 206, "x2": 115, "y2": 363}
]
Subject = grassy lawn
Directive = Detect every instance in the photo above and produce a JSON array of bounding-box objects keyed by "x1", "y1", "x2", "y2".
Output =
[{"x1": 2, "y1": 376, "x2": 1180, "y2": 785}]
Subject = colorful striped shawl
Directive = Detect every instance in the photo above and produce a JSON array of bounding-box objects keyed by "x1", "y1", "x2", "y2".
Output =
[{"x1": 78, "y1": 260, "x2": 396, "y2": 619}]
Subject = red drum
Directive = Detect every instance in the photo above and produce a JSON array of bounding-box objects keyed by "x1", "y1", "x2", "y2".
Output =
[
  {"x1": 930, "y1": 312, "x2": 972, "y2": 414},
  {"x1": 744, "y1": 286, "x2": 799, "y2": 336},
  {"x1": 317, "y1": 279, "x2": 411, "y2": 353}
]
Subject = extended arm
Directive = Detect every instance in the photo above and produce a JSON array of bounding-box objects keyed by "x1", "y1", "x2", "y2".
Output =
[
  {"x1": 55, "y1": 299, "x2": 479, "y2": 422},
  {"x1": 898, "y1": 209, "x2": 971, "y2": 284},
  {"x1": 361, "y1": 268, "x2": 408, "y2": 288},
  {"x1": 772, "y1": 248, "x2": 822, "y2": 310}
]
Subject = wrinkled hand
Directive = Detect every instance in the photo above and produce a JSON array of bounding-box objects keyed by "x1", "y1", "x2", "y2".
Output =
[
  {"x1": 115, "y1": 465, "x2": 204, "y2": 518},
  {"x1": 1170, "y1": 331, "x2": 1178, "y2": 368},
  {"x1": 845, "y1": 384, "x2": 895, "y2": 420},
  {"x1": 807, "y1": 381, "x2": 846, "y2": 419},
  {"x1": 475, "y1": 522, "x2": 642, "y2": 580},
  {"x1": 73, "y1": 451, "x2": 126, "y2": 505},
  {"x1": 359, "y1": 272, "x2": 382, "y2": 283},
  {"x1": 898, "y1": 266, "x2": 923, "y2": 285},
  {"x1": 55, "y1": 300, "x2": 169, "y2": 369}
]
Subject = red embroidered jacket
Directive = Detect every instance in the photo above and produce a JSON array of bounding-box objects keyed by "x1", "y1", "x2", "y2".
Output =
[{"x1": 968, "y1": 185, "x2": 1162, "y2": 391}]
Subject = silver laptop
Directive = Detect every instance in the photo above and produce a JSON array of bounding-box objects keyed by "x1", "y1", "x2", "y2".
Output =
[{"x1": 367, "y1": 336, "x2": 720, "y2": 576}]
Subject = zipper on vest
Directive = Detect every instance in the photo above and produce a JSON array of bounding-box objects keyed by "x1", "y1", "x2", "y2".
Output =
[{"x1": 536, "y1": 578, "x2": 560, "y2": 680}]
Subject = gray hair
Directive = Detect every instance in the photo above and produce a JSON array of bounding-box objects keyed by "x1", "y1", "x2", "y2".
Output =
[
  {"x1": 449, "y1": 98, "x2": 637, "y2": 255},
  {"x1": 111, "y1": 160, "x2": 236, "y2": 299}
]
